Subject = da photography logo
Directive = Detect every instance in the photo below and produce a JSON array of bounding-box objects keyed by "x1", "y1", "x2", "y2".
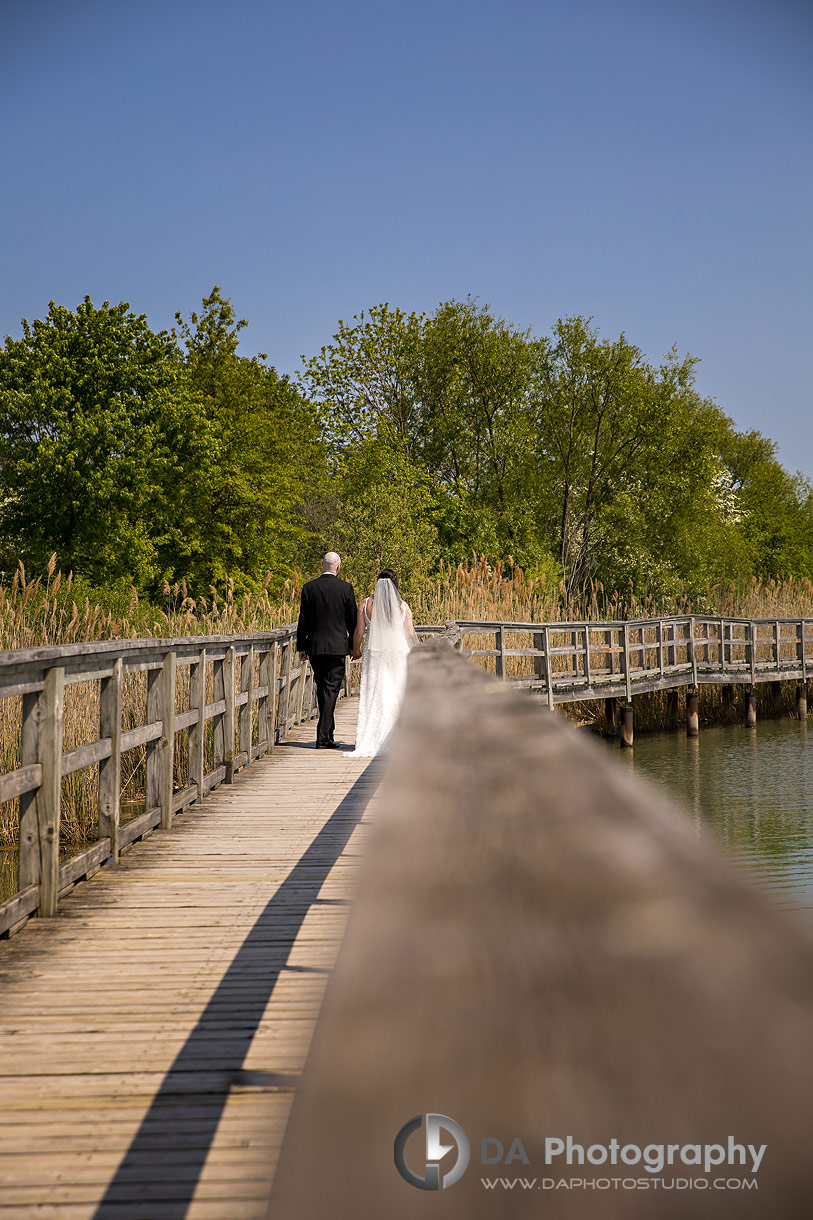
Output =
[{"x1": 394, "y1": 1114, "x2": 470, "y2": 1190}]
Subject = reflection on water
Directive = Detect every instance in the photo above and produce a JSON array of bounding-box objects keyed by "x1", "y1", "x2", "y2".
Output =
[{"x1": 625, "y1": 718, "x2": 813, "y2": 919}]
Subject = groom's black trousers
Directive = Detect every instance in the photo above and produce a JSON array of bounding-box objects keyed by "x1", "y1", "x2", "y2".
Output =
[{"x1": 309, "y1": 654, "x2": 346, "y2": 746}]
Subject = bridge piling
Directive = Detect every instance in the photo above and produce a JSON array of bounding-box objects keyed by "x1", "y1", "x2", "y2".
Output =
[
  {"x1": 746, "y1": 686, "x2": 758, "y2": 727},
  {"x1": 798, "y1": 682, "x2": 808, "y2": 719},
  {"x1": 686, "y1": 688, "x2": 699, "y2": 737},
  {"x1": 619, "y1": 700, "x2": 634, "y2": 747}
]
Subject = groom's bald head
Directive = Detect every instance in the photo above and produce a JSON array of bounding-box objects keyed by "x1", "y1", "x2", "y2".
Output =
[{"x1": 322, "y1": 551, "x2": 341, "y2": 573}]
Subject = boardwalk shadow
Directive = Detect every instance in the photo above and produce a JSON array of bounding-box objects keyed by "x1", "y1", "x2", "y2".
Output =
[{"x1": 93, "y1": 762, "x2": 381, "y2": 1220}]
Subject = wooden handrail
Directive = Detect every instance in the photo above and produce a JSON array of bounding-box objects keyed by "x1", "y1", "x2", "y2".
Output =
[
  {"x1": 271, "y1": 637, "x2": 813, "y2": 1218},
  {"x1": 419, "y1": 614, "x2": 813, "y2": 704},
  {"x1": 0, "y1": 624, "x2": 332, "y2": 936}
]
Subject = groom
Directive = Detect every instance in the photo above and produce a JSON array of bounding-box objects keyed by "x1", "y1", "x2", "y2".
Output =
[{"x1": 296, "y1": 551, "x2": 357, "y2": 749}]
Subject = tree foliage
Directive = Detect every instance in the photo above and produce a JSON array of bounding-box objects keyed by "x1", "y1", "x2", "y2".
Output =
[{"x1": 2, "y1": 290, "x2": 810, "y2": 604}]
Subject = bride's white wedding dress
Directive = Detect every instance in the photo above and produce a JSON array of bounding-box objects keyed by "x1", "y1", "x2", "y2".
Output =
[{"x1": 351, "y1": 578, "x2": 412, "y2": 758}]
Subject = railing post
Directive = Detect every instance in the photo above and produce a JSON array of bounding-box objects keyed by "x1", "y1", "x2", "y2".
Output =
[
  {"x1": 189, "y1": 648, "x2": 206, "y2": 802},
  {"x1": 240, "y1": 645, "x2": 254, "y2": 769},
  {"x1": 656, "y1": 620, "x2": 663, "y2": 679},
  {"x1": 719, "y1": 618, "x2": 726, "y2": 670},
  {"x1": 98, "y1": 658, "x2": 122, "y2": 859},
  {"x1": 774, "y1": 620, "x2": 780, "y2": 670},
  {"x1": 495, "y1": 627, "x2": 505, "y2": 680},
  {"x1": 622, "y1": 623, "x2": 632, "y2": 702},
  {"x1": 688, "y1": 617, "x2": 698, "y2": 688},
  {"x1": 36, "y1": 666, "x2": 65, "y2": 917},
  {"x1": 543, "y1": 627, "x2": 554, "y2": 710},
  {"x1": 583, "y1": 624, "x2": 591, "y2": 687},
  {"x1": 533, "y1": 632, "x2": 544, "y2": 682},
  {"x1": 212, "y1": 656, "x2": 226, "y2": 770},
  {"x1": 278, "y1": 638, "x2": 292, "y2": 739},
  {"x1": 749, "y1": 621, "x2": 757, "y2": 687},
  {"x1": 265, "y1": 643, "x2": 277, "y2": 753},
  {"x1": 224, "y1": 646, "x2": 236, "y2": 782},
  {"x1": 147, "y1": 651, "x2": 176, "y2": 829},
  {"x1": 18, "y1": 691, "x2": 41, "y2": 892}
]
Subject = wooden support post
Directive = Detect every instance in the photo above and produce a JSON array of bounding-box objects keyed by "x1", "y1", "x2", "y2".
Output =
[
  {"x1": 495, "y1": 627, "x2": 505, "y2": 680},
  {"x1": 212, "y1": 657, "x2": 226, "y2": 768},
  {"x1": 189, "y1": 648, "x2": 206, "y2": 802},
  {"x1": 749, "y1": 621, "x2": 757, "y2": 687},
  {"x1": 606, "y1": 628, "x2": 617, "y2": 676},
  {"x1": 278, "y1": 639, "x2": 292, "y2": 739},
  {"x1": 620, "y1": 701, "x2": 634, "y2": 749},
  {"x1": 746, "y1": 687, "x2": 757, "y2": 728},
  {"x1": 666, "y1": 689, "x2": 680, "y2": 730},
  {"x1": 583, "y1": 624, "x2": 591, "y2": 686},
  {"x1": 18, "y1": 691, "x2": 40, "y2": 892},
  {"x1": 797, "y1": 683, "x2": 808, "y2": 720},
  {"x1": 98, "y1": 658, "x2": 122, "y2": 860},
  {"x1": 265, "y1": 644, "x2": 278, "y2": 753},
  {"x1": 656, "y1": 621, "x2": 663, "y2": 678},
  {"x1": 771, "y1": 680, "x2": 783, "y2": 719},
  {"x1": 223, "y1": 646, "x2": 236, "y2": 782},
  {"x1": 543, "y1": 627, "x2": 554, "y2": 711},
  {"x1": 36, "y1": 666, "x2": 65, "y2": 918},
  {"x1": 622, "y1": 623, "x2": 632, "y2": 702},
  {"x1": 686, "y1": 689, "x2": 699, "y2": 738},
  {"x1": 146, "y1": 651, "x2": 176, "y2": 829},
  {"x1": 533, "y1": 632, "x2": 544, "y2": 682},
  {"x1": 604, "y1": 697, "x2": 616, "y2": 737},
  {"x1": 240, "y1": 646, "x2": 254, "y2": 768},
  {"x1": 343, "y1": 655, "x2": 351, "y2": 698},
  {"x1": 689, "y1": 617, "x2": 698, "y2": 687},
  {"x1": 294, "y1": 659, "x2": 305, "y2": 725}
]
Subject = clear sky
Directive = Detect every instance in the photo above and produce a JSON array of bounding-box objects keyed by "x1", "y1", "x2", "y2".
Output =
[{"x1": 2, "y1": 0, "x2": 811, "y2": 475}]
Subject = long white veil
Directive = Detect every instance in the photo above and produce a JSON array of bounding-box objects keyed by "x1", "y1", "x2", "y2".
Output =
[{"x1": 366, "y1": 578, "x2": 410, "y2": 654}]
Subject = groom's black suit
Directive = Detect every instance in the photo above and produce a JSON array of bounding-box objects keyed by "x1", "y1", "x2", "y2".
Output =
[{"x1": 296, "y1": 573, "x2": 357, "y2": 747}]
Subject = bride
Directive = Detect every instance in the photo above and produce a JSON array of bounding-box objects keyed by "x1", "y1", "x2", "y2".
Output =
[{"x1": 350, "y1": 568, "x2": 416, "y2": 757}]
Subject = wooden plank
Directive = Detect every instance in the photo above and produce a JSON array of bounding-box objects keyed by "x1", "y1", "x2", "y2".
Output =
[
  {"x1": 272, "y1": 641, "x2": 813, "y2": 1220},
  {"x1": 118, "y1": 806, "x2": 161, "y2": 849},
  {"x1": 224, "y1": 645, "x2": 236, "y2": 783},
  {"x1": 203, "y1": 765, "x2": 227, "y2": 795},
  {"x1": 189, "y1": 648, "x2": 206, "y2": 803},
  {"x1": 61, "y1": 736, "x2": 112, "y2": 775},
  {"x1": 121, "y1": 721, "x2": 162, "y2": 752},
  {"x1": 172, "y1": 783, "x2": 199, "y2": 813},
  {"x1": 58, "y1": 840, "x2": 112, "y2": 892},
  {"x1": 36, "y1": 666, "x2": 65, "y2": 918},
  {"x1": 18, "y1": 690, "x2": 41, "y2": 891},
  {"x1": 0, "y1": 884, "x2": 40, "y2": 937},
  {"x1": 239, "y1": 646, "x2": 254, "y2": 770},
  {"x1": 212, "y1": 657, "x2": 226, "y2": 769},
  {"x1": 98, "y1": 657, "x2": 122, "y2": 861},
  {"x1": 0, "y1": 761, "x2": 42, "y2": 803},
  {"x1": 175, "y1": 707, "x2": 200, "y2": 732}
]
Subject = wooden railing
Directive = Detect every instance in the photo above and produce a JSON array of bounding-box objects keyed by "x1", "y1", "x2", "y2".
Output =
[
  {"x1": 422, "y1": 614, "x2": 813, "y2": 705},
  {"x1": 0, "y1": 626, "x2": 339, "y2": 937},
  {"x1": 271, "y1": 634, "x2": 813, "y2": 1219}
]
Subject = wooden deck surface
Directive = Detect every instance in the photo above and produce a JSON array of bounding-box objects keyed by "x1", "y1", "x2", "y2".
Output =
[{"x1": 0, "y1": 698, "x2": 379, "y2": 1220}]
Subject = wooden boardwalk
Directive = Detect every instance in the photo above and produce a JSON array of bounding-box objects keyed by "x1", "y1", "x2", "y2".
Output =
[{"x1": 0, "y1": 698, "x2": 379, "y2": 1220}]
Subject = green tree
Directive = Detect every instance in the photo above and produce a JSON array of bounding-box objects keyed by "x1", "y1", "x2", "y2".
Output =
[
  {"x1": 0, "y1": 297, "x2": 216, "y2": 589},
  {"x1": 175, "y1": 287, "x2": 328, "y2": 593}
]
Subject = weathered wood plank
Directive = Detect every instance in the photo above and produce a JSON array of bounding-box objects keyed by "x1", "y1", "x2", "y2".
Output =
[
  {"x1": 36, "y1": 666, "x2": 65, "y2": 918},
  {"x1": 0, "y1": 761, "x2": 42, "y2": 803},
  {"x1": 272, "y1": 641, "x2": 813, "y2": 1220}
]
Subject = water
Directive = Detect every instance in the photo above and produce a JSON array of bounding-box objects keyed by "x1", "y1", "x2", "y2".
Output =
[{"x1": 622, "y1": 718, "x2": 813, "y2": 920}]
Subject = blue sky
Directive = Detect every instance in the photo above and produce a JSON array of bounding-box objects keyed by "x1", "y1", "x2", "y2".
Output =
[{"x1": 2, "y1": 0, "x2": 811, "y2": 475}]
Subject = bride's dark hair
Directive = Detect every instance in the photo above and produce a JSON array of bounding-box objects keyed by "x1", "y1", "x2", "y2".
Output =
[{"x1": 377, "y1": 567, "x2": 399, "y2": 590}]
